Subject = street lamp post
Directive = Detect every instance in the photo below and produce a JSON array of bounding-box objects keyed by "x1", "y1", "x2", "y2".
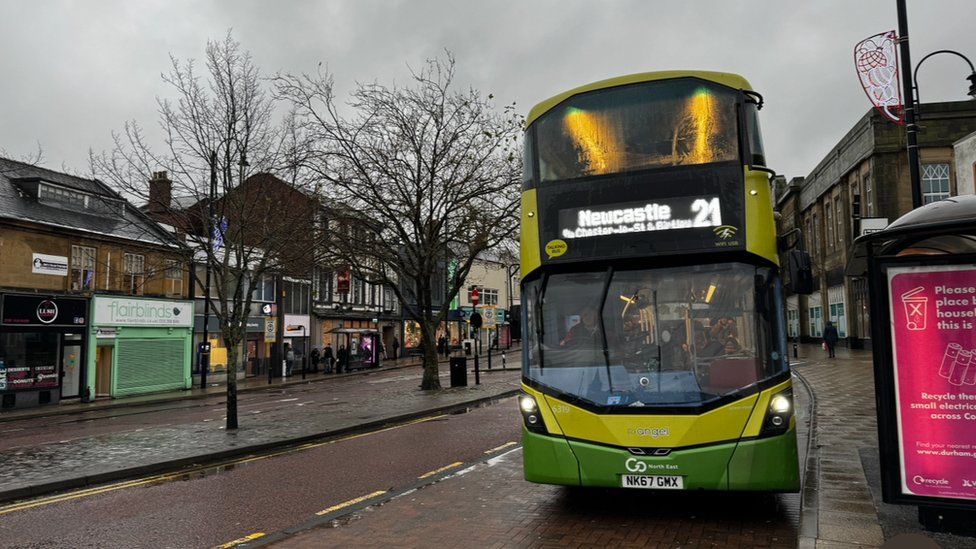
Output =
[
  {"x1": 199, "y1": 151, "x2": 217, "y2": 389},
  {"x1": 897, "y1": 0, "x2": 976, "y2": 209}
]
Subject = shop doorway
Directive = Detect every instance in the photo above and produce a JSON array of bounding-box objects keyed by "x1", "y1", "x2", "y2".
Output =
[
  {"x1": 95, "y1": 346, "x2": 113, "y2": 397},
  {"x1": 60, "y1": 334, "x2": 83, "y2": 399}
]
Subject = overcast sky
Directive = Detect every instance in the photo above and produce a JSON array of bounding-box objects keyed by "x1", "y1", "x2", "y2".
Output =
[{"x1": 1, "y1": 0, "x2": 974, "y2": 180}]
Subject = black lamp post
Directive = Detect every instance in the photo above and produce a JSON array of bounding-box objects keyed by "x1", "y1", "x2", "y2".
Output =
[{"x1": 897, "y1": 0, "x2": 976, "y2": 209}]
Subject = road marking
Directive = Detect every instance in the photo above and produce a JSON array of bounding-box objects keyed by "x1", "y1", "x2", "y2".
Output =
[
  {"x1": 213, "y1": 532, "x2": 265, "y2": 548},
  {"x1": 0, "y1": 413, "x2": 449, "y2": 516},
  {"x1": 315, "y1": 490, "x2": 387, "y2": 516},
  {"x1": 277, "y1": 398, "x2": 299, "y2": 402},
  {"x1": 484, "y1": 441, "x2": 517, "y2": 454},
  {"x1": 418, "y1": 461, "x2": 463, "y2": 479}
]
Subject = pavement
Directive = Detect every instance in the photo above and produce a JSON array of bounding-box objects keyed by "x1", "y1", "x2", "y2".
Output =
[
  {"x1": 0, "y1": 347, "x2": 522, "y2": 424},
  {"x1": 792, "y1": 344, "x2": 976, "y2": 549},
  {"x1": 0, "y1": 357, "x2": 522, "y2": 503}
]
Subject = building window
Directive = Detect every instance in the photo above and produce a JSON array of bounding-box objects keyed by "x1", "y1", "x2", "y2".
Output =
[
  {"x1": 123, "y1": 253, "x2": 145, "y2": 295},
  {"x1": 469, "y1": 287, "x2": 499, "y2": 305},
  {"x1": 809, "y1": 306, "x2": 823, "y2": 338},
  {"x1": 70, "y1": 245, "x2": 96, "y2": 291},
  {"x1": 165, "y1": 260, "x2": 183, "y2": 297},
  {"x1": 353, "y1": 278, "x2": 364, "y2": 304},
  {"x1": 252, "y1": 274, "x2": 276, "y2": 302},
  {"x1": 283, "y1": 280, "x2": 310, "y2": 314},
  {"x1": 829, "y1": 302, "x2": 847, "y2": 338},
  {"x1": 921, "y1": 163, "x2": 951, "y2": 204},
  {"x1": 834, "y1": 195, "x2": 844, "y2": 247},
  {"x1": 787, "y1": 309, "x2": 799, "y2": 339},
  {"x1": 825, "y1": 202, "x2": 834, "y2": 250},
  {"x1": 864, "y1": 172, "x2": 873, "y2": 216}
]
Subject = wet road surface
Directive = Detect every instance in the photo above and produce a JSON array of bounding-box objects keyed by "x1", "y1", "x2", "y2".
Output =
[{"x1": 0, "y1": 397, "x2": 522, "y2": 548}]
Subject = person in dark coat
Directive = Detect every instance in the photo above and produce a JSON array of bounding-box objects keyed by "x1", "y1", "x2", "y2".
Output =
[
  {"x1": 337, "y1": 344, "x2": 348, "y2": 373},
  {"x1": 823, "y1": 321, "x2": 839, "y2": 358},
  {"x1": 392, "y1": 337, "x2": 400, "y2": 360},
  {"x1": 310, "y1": 347, "x2": 321, "y2": 373},
  {"x1": 323, "y1": 343, "x2": 334, "y2": 373}
]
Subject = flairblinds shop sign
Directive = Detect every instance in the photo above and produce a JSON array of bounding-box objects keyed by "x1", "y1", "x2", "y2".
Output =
[
  {"x1": 93, "y1": 296, "x2": 193, "y2": 327},
  {"x1": 558, "y1": 196, "x2": 723, "y2": 240}
]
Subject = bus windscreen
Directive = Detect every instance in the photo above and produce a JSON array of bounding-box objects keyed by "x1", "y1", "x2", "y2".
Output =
[{"x1": 523, "y1": 262, "x2": 787, "y2": 409}]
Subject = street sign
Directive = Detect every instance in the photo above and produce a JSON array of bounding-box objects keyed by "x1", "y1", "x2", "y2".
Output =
[
  {"x1": 261, "y1": 303, "x2": 273, "y2": 315},
  {"x1": 264, "y1": 317, "x2": 277, "y2": 342},
  {"x1": 470, "y1": 312, "x2": 483, "y2": 329},
  {"x1": 483, "y1": 307, "x2": 496, "y2": 327},
  {"x1": 471, "y1": 288, "x2": 480, "y2": 306}
]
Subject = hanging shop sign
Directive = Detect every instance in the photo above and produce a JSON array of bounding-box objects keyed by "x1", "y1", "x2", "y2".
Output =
[
  {"x1": 1, "y1": 294, "x2": 87, "y2": 327},
  {"x1": 337, "y1": 271, "x2": 351, "y2": 294},
  {"x1": 887, "y1": 264, "x2": 976, "y2": 501},
  {"x1": 93, "y1": 296, "x2": 193, "y2": 327},
  {"x1": 31, "y1": 253, "x2": 69, "y2": 276}
]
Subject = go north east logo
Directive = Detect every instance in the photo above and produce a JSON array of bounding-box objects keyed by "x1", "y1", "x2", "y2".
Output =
[{"x1": 713, "y1": 225, "x2": 738, "y2": 240}]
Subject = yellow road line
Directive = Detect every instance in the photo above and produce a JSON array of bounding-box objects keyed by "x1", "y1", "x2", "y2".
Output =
[
  {"x1": 213, "y1": 532, "x2": 265, "y2": 549},
  {"x1": 0, "y1": 414, "x2": 448, "y2": 516},
  {"x1": 418, "y1": 461, "x2": 463, "y2": 479},
  {"x1": 484, "y1": 441, "x2": 517, "y2": 454},
  {"x1": 315, "y1": 490, "x2": 387, "y2": 516}
]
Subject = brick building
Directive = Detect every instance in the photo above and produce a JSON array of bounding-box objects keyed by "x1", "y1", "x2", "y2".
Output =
[
  {"x1": 0, "y1": 158, "x2": 191, "y2": 409},
  {"x1": 777, "y1": 101, "x2": 976, "y2": 348}
]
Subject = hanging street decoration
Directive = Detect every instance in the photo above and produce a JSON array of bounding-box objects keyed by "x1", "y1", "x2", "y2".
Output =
[{"x1": 854, "y1": 31, "x2": 905, "y2": 125}]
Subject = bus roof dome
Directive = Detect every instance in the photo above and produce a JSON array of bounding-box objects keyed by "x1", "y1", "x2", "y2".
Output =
[{"x1": 525, "y1": 70, "x2": 755, "y2": 127}]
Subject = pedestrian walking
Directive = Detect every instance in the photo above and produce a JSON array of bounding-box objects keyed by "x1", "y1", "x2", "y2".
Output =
[
  {"x1": 823, "y1": 321, "x2": 839, "y2": 359},
  {"x1": 437, "y1": 335, "x2": 446, "y2": 356},
  {"x1": 285, "y1": 343, "x2": 295, "y2": 376},
  {"x1": 323, "y1": 342, "x2": 334, "y2": 373},
  {"x1": 310, "y1": 347, "x2": 321, "y2": 373},
  {"x1": 392, "y1": 336, "x2": 400, "y2": 361}
]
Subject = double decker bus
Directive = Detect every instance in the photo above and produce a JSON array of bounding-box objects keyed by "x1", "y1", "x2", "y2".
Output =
[{"x1": 517, "y1": 71, "x2": 799, "y2": 492}]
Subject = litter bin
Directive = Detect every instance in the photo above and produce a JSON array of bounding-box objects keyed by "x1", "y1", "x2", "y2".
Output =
[{"x1": 450, "y1": 356, "x2": 468, "y2": 387}]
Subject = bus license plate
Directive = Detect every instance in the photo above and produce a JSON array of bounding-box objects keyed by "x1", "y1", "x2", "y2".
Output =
[{"x1": 621, "y1": 475, "x2": 683, "y2": 489}]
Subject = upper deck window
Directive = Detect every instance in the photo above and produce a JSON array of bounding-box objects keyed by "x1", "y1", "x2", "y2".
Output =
[{"x1": 534, "y1": 79, "x2": 740, "y2": 182}]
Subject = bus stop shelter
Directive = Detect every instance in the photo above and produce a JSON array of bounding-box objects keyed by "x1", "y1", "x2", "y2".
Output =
[
  {"x1": 847, "y1": 195, "x2": 976, "y2": 531},
  {"x1": 326, "y1": 327, "x2": 382, "y2": 371}
]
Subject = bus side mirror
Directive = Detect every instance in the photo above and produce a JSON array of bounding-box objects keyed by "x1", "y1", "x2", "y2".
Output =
[{"x1": 787, "y1": 250, "x2": 813, "y2": 295}]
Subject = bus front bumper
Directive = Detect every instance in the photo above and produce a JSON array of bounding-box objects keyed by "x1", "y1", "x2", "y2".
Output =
[{"x1": 523, "y1": 428, "x2": 799, "y2": 492}]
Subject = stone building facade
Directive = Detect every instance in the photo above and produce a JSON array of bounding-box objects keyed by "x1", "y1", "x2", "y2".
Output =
[{"x1": 777, "y1": 101, "x2": 976, "y2": 348}]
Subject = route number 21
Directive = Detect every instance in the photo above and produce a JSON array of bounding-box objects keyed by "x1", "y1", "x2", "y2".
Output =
[{"x1": 691, "y1": 197, "x2": 722, "y2": 227}]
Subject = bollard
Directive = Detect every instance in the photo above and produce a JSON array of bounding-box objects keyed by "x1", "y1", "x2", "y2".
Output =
[
  {"x1": 488, "y1": 346, "x2": 493, "y2": 370},
  {"x1": 474, "y1": 354, "x2": 481, "y2": 385},
  {"x1": 502, "y1": 352, "x2": 507, "y2": 369},
  {"x1": 793, "y1": 342, "x2": 798, "y2": 359},
  {"x1": 268, "y1": 358, "x2": 273, "y2": 385}
]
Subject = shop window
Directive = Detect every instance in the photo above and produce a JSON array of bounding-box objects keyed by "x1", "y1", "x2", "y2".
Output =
[
  {"x1": 71, "y1": 245, "x2": 96, "y2": 291},
  {"x1": 922, "y1": 163, "x2": 951, "y2": 204},
  {"x1": 123, "y1": 253, "x2": 145, "y2": 295},
  {"x1": 165, "y1": 260, "x2": 183, "y2": 297},
  {"x1": 808, "y1": 306, "x2": 823, "y2": 338},
  {"x1": 829, "y1": 302, "x2": 847, "y2": 338}
]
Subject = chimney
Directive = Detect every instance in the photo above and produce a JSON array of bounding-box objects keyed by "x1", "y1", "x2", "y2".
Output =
[{"x1": 148, "y1": 171, "x2": 172, "y2": 214}]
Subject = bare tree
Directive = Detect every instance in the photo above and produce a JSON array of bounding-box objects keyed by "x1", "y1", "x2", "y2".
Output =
[
  {"x1": 92, "y1": 33, "x2": 321, "y2": 429},
  {"x1": 278, "y1": 54, "x2": 521, "y2": 390}
]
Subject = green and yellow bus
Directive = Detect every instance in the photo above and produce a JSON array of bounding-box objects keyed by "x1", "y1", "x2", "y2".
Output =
[{"x1": 518, "y1": 71, "x2": 799, "y2": 491}]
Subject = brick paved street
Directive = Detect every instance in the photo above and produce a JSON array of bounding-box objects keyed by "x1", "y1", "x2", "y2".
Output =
[{"x1": 256, "y1": 377, "x2": 812, "y2": 548}]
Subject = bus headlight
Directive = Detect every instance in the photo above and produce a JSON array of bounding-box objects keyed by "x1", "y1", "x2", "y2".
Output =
[
  {"x1": 760, "y1": 389, "x2": 794, "y2": 438},
  {"x1": 518, "y1": 393, "x2": 548, "y2": 435},
  {"x1": 770, "y1": 394, "x2": 791, "y2": 414}
]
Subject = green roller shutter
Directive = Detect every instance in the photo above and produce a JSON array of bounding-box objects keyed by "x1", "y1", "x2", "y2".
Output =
[{"x1": 115, "y1": 339, "x2": 186, "y2": 397}]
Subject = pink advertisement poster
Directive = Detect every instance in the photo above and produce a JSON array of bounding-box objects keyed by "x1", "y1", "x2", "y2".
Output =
[{"x1": 888, "y1": 264, "x2": 976, "y2": 500}]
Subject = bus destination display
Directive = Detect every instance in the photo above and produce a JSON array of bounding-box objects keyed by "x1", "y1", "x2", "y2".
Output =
[{"x1": 558, "y1": 196, "x2": 722, "y2": 240}]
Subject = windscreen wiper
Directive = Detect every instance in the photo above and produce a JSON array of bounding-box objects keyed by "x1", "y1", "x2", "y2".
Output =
[{"x1": 598, "y1": 267, "x2": 614, "y2": 393}]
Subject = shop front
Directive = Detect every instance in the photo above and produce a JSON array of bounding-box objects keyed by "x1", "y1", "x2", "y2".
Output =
[
  {"x1": 88, "y1": 295, "x2": 192, "y2": 399},
  {"x1": 194, "y1": 315, "x2": 267, "y2": 377},
  {"x1": 1, "y1": 293, "x2": 88, "y2": 408}
]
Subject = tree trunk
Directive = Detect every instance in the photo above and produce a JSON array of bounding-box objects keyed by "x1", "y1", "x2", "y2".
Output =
[
  {"x1": 419, "y1": 319, "x2": 441, "y2": 390},
  {"x1": 225, "y1": 339, "x2": 239, "y2": 430}
]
